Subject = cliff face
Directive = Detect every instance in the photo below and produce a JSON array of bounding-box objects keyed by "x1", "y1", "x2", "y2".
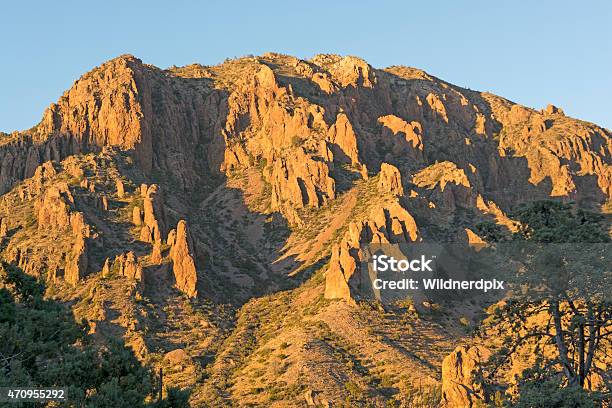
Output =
[
  {"x1": 3, "y1": 53, "x2": 609, "y2": 212},
  {"x1": 0, "y1": 53, "x2": 610, "y2": 406}
]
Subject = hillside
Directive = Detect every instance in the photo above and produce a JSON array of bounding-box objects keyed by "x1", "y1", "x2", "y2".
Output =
[{"x1": 0, "y1": 53, "x2": 610, "y2": 407}]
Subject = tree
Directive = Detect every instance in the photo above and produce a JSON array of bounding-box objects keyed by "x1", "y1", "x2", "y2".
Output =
[
  {"x1": 480, "y1": 201, "x2": 611, "y2": 404},
  {"x1": 0, "y1": 262, "x2": 190, "y2": 407},
  {"x1": 513, "y1": 361, "x2": 603, "y2": 408}
]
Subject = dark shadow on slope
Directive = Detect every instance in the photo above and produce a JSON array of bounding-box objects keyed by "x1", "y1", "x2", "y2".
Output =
[{"x1": 0, "y1": 261, "x2": 188, "y2": 406}]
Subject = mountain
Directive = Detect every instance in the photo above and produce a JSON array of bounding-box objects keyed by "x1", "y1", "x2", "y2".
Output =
[{"x1": 0, "y1": 53, "x2": 610, "y2": 407}]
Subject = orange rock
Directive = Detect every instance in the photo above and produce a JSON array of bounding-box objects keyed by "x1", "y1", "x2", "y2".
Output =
[
  {"x1": 166, "y1": 228, "x2": 176, "y2": 246},
  {"x1": 141, "y1": 184, "x2": 166, "y2": 242},
  {"x1": 170, "y1": 220, "x2": 198, "y2": 297},
  {"x1": 36, "y1": 183, "x2": 74, "y2": 230},
  {"x1": 268, "y1": 149, "x2": 336, "y2": 218},
  {"x1": 464, "y1": 228, "x2": 487, "y2": 251},
  {"x1": 324, "y1": 201, "x2": 419, "y2": 301},
  {"x1": 378, "y1": 115, "x2": 424, "y2": 152},
  {"x1": 132, "y1": 206, "x2": 142, "y2": 226},
  {"x1": 112, "y1": 251, "x2": 143, "y2": 282},
  {"x1": 328, "y1": 113, "x2": 360, "y2": 165},
  {"x1": 426, "y1": 93, "x2": 448, "y2": 122},
  {"x1": 441, "y1": 345, "x2": 491, "y2": 407},
  {"x1": 0, "y1": 217, "x2": 7, "y2": 238},
  {"x1": 39, "y1": 55, "x2": 153, "y2": 173},
  {"x1": 115, "y1": 179, "x2": 125, "y2": 198},
  {"x1": 101, "y1": 258, "x2": 111, "y2": 277},
  {"x1": 151, "y1": 240, "x2": 163, "y2": 264},
  {"x1": 65, "y1": 234, "x2": 88, "y2": 286},
  {"x1": 543, "y1": 104, "x2": 565, "y2": 116},
  {"x1": 378, "y1": 163, "x2": 404, "y2": 196},
  {"x1": 100, "y1": 194, "x2": 109, "y2": 211},
  {"x1": 139, "y1": 224, "x2": 152, "y2": 242}
]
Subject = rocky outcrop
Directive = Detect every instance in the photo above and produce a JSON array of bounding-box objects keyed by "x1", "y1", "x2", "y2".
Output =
[
  {"x1": 315, "y1": 55, "x2": 376, "y2": 89},
  {"x1": 0, "y1": 217, "x2": 7, "y2": 238},
  {"x1": 112, "y1": 251, "x2": 144, "y2": 282},
  {"x1": 426, "y1": 93, "x2": 449, "y2": 123},
  {"x1": 139, "y1": 184, "x2": 166, "y2": 242},
  {"x1": 464, "y1": 228, "x2": 487, "y2": 250},
  {"x1": 542, "y1": 104, "x2": 564, "y2": 116},
  {"x1": 267, "y1": 148, "x2": 336, "y2": 215},
  {"x1": 484, "y1": 93, "x2": 611, "y2": 203},
  {"x1": 327, "y1": 113, "x2": 360, "y2": 165},
  {"x1": 412, "y1": 161, "x2": 471, "y2": 192},
  {"x1": 324, "y1": 201, "x2": 419, "y2": 301},
  {"x1": 132, "y1": 206, "x2": 142, "y2": 226},
  {"x1": 65, "y1": 234, "x2": 88, "y2": 286},
  {"x1": 169, "y1": 220, "x2": 198, "y2": 297},
  {"x1": 151, "y1": 240, "x2": 163, "y2": 264},
  {"x1": 412, "y1": 162, "x2": 476, "y2": 211},
  {"x1": 377, "y1": 115, "x2": 424, "y2": 159},
  {"x1": 0, "y1": 135, "x2": 72, "y2": 195},
  {"x1": 32, "y1": 182, "x2": 92, "y2": 285},
  {"x1": 115, "y1": 179, "x2": 125, "y2": 198},
  {"x1": 441, "y1": 345, "x2": 491, "y2": 407},
  {"x1": 378, "y1": 163, "x2": 404, "y2": 196},
  {"x1": 101, "y1": 258, "x2": 111, "y2": 278},
  {"x1": 166, "y1": 228, "x2": 176, "y2": 246},
  {"x1": 97, "y1": 194, "x2": 109, "y2": 211},
  {"x1": 35, "y1": 182, "x2": 74, "y2": 230},
  {"x1": 38, "y1": 55, "x2": 154, "y2": 172}
]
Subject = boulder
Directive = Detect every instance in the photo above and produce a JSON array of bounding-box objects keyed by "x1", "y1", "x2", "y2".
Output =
[{"x1": 441, "y1": 345, "x2": 490, "y2": 407}]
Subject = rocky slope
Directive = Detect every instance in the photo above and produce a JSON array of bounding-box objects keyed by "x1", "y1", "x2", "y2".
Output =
[{"x1": 0, "y1": 52, "x2": 610, "y2": 406}]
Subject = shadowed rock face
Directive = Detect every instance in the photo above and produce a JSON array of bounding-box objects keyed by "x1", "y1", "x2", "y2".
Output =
[{"x1": 0, "y1": 52, "x2": 610, "y2": 406}]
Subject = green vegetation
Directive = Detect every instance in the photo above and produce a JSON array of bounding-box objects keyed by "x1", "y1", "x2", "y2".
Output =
[
  {"x1": 0, "y1": 262, "x2": 189, "y2": 407},
  {"x1": 514, "y1": 365, "x2": 603, "y2": 408},
  {"x1": 291, "y1": 135, "x2": 303, "y2": 147},
  {"x1": 482, "y1": 200, "x2": 611, "y2": 405}
]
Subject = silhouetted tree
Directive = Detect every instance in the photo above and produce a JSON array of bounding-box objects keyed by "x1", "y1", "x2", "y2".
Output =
[
  {"x1": 481, "y1": 201, "x2": 611, "y2": 405},
  {"x1": 0, "y1": 262, "x2": 190, "y2": 407}
]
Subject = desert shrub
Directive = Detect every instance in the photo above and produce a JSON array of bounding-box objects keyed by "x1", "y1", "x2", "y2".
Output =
[{"x1": 0, "y1": 262, "x2": 189, "y2": 407}]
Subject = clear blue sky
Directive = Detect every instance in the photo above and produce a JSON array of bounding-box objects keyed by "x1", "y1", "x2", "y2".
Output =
[{"x1": 2, "y1": 0, "x2": 611, "y2": 132}]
